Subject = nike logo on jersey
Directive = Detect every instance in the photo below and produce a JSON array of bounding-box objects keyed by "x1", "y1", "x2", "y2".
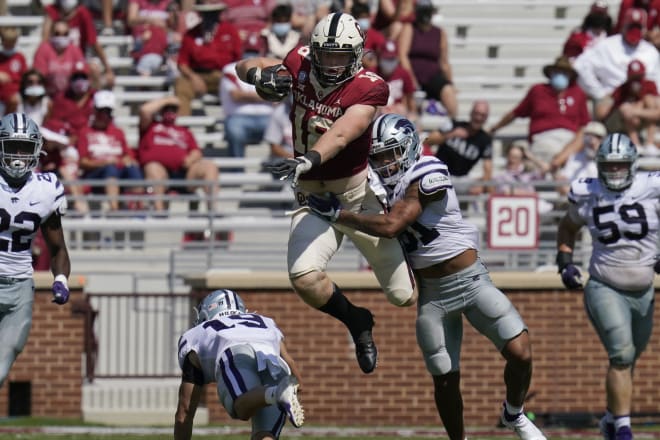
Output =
[{"x1": 29, "y1": 201, "x2": 40, "y2": 206}]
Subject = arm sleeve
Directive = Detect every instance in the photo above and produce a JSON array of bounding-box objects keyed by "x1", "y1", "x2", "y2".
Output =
[{"x1": 181, "y1": 355, "x2": 205, "y2": 386}]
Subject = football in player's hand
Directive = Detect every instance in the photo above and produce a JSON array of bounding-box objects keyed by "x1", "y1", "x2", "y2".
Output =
[{"x1": 256, "y1": 66, "x2": 292, "y2": 102}]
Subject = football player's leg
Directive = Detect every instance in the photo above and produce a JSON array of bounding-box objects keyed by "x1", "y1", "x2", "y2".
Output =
[
  {"x1": 0, "y1": 282, "x2": 34, "y2": 387},
  {"x1": 416, "y1": 276, "x2": 465, "y2": 440},
  {"x1": 584, "y1": 278, "x2": 637, "y2": 417}
]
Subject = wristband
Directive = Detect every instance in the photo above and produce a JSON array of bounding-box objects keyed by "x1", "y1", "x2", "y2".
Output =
[
  {"x1": 304, "y1": 151, "x2": 322, "y2": 167},
  {"x1": 246, "y1": 67, "x2": 261, "y2": 85},
  {"x1": 55, "y1": 274, "x2": 68, "y2": 288},
  {"x1": 555, "y1": 251, "x2": 573, "y2": 273}
]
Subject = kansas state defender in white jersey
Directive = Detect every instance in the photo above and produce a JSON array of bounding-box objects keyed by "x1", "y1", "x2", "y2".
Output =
[
  {"x1": 0, "y1": 113, "x2": 71, "y2": 389},
  {"x1": 174, "y1": 289, "x2": 304, "y2": 440},
  {"x1": 557, "y1": 133, "x2": 657, "y2": 440},
  {"x1": 307, "y1": 114, "x2": 546, "y2": 440}
]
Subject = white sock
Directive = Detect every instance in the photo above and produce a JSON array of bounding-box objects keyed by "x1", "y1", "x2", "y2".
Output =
[
  {"x1": 614, "y1": 416, "x2": 631, "y2": 431},
  {"x1": 505, "y1": 401, "x2": 523, "y2": 417},
  {"x1": 264, "y1": 386, "x2": 277, "y2": 405}
]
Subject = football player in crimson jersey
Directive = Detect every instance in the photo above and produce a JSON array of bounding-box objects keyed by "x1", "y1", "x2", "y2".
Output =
[
  {"x1": 307, "y1": 114, "x2": 546, "y2": 440},
  {"x1": 557, "y1": 133, "x2": 659, "y2": 440},
  {"x1": 236, "y1": 12, "x2": 417, "y2": 375},
  {"x1": 0, "y1": 113, "x2": 71, "y2": 389}
]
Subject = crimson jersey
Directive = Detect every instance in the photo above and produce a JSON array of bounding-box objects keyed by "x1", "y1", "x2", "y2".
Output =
[{"x1": 283, "y1": 46, "x2": 389, "y2": 181}]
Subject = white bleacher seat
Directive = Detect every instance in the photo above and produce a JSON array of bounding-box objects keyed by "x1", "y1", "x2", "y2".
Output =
[
  {"x1": 0, "y1": 15, "x2": 42, "y2": 27},
  {"x1": 113, "y1": 76, "x2": 168, "y2": 88}
]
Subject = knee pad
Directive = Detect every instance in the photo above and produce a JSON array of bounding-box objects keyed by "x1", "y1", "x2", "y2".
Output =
[
  {"x1": 385, "y1": 285, "x2": 415, "y2": 307},
  {"x1": 424, "y1": 351, "x2": 453, "y2": 376},
  {"x1": 609, "y1": 344, "x2": 636, "y2": 367},
  {"x1": 416, "y1": 314, "x2": 455, "y2": 375}
]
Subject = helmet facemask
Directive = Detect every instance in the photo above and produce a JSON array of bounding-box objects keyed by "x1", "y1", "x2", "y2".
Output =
[
  {"x1": 312, "y1": 45, "x2": 361, "y2": 86},
  {"x1": 369, "y1": 114, "x2": 420, "y2": 186},
  {"x1": 1, "y1": 139, "x2": 40, "y2": 179},
  {"x1": 596, "y1": 133, "x2": 638, "y2": 191}
]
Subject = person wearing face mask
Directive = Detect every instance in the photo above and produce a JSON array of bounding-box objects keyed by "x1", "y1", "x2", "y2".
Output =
[
  {"x1": 551, "y1": 121, "x2": 607, "y2": 195},
  {"x1": 137, "y1": 96, "x2": 220, "y2": 213},
  {"x1": 351, "y1": 2, "x2": 385, "y2": 57},
  {"x1": 562, "y1": 1, "x2": 612, "y2": 62},
  {"x1": 41, "y1": 0, "x2": 116, "y2": 90},
  {"x1": 375, "y1": 39, "x2": 417, "y2": 122},
  {"x1": 77, "y1": 90, "x2": 144, "y2": 212},
  {"x1": 398, "y1": 0, "x2": 458, "y2": 119},
  {"x1": 595, "y1": 59, "x2": 660, "y2": 154},
  {"x1": 0, "y1": 27, "x2": 27, "y2": 116},
  {"x1": 33, "y1": 20, "x2": 87, "y2": 96},
  {"x1": 262, "y1": 3, "x2": 301, "y2": 60},
  {"x1": 574, "y1": 8, "x2": 660, "y2": 104},
  {"x1": 17, "y1": 70, "x2": 50, "y2": 126},
  {"x1": 490, "y1": 56, "x2": 590, "y2": 166},
  {"x1": 43, "y1": 62, "x2": 95, "y2": 146},
  {"x1": 176, "y1": 1, "x2": 242, "y2": 116}
]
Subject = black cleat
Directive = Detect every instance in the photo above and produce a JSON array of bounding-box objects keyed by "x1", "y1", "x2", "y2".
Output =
[{"x1": 352, "y1": 310, "x2": 377, "y2": 373}]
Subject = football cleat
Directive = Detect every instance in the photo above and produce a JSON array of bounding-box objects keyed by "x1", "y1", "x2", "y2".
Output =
[
  {"x1": 353, "y1": 309, "x2": 378, "y2": 374},
  {"x1": 275, "y1": 375, "x2": 304, "y2": 428},
  {"x1": 501, "y1": 404, "x2": 547, "y2": 440},
  {"x1": 615, "y1": 426, "x2": 633, "y2": 440},
  {"x1": 599, "y1": 416, "x2": 615, "y2": 440}
]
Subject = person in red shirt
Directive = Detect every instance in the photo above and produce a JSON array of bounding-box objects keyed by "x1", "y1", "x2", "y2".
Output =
[
  {"x1": 375, "y1": 39, "x2": 417, "y2": 122},
  {"x1": 33, "y1": 20, "x2": 87, "y2": 96},
  {"x1": 597, "y1": 59, "x2": 660, "y2": 153},
  {"x1": 562, "y1": 1, "x2": 612, "y2": 61},
  {"x1": 237, "y1": 12, "x2": 417, "y2": 376},
  {"x1": 41, "y1": 0, "x2": 115, "y2": 89},
  {"x1": 77, "y1": 90, "x2": 144, "y2": 212},
  {"x1": 613, "y1": 0, "x2": 660, "y2": 48},
  {"x1": 0, "y1": 27, "x2": 27, "y2": 115},
  {"x1": 43, "y1": 62, "x2": 95, "y2": 145},
  {"x1": 126, "y1": 0, "x2": 175, "y2": 76},
  {"x1": 175, "y1": 1, "x2": 242, "y2": 115},
  {"x1": 137, "y1": 96, "x2": 219, "y2": 213},
  {"x1": 489, "y1": 56, "x2": 591, "y2": 166}
]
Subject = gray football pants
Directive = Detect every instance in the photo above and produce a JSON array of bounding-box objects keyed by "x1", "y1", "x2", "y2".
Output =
[{"x1": 0, "y1": 278, "x2": 35, "y2": 388}]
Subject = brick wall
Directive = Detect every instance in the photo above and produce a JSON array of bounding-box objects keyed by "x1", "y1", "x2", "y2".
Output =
[
  {"x1": 195, "y1": 281, "x2": 660, "y2": 427},
  {"x1": 0, "y1": 278, "x2": 85, "y2": 419}
]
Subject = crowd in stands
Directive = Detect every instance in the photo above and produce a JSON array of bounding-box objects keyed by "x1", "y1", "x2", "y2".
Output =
[{"x1": 0, "y1": 0, "x2": 659, "y2": 217}]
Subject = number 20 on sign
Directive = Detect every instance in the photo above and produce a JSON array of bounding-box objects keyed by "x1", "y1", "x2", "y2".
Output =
[{"x1": 487, "y1": 195, "x2": 539, "y2": 250}]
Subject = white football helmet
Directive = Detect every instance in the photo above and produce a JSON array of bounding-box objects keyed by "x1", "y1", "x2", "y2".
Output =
[
  {"x1": 194, "y1": 289, "x2": 246, "y2": 325},
  {"x1": 310, "y1": 12, "x2": 364, "y2": 87},
  {"x1": 369, "y1": 114, "x2": 421, "y2": 186},
  {"x1": 0, "y1": 113, "x2": 43, "y2": 182},
  {"x1": 596, "y1": 132, "x2": 638, "y2": 191}
]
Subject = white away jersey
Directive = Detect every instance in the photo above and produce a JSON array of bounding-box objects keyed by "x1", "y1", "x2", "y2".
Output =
[
  {"x1": 177, "y1": 313, "x2": 284, "y2": 384},
  {"x1": 0, "y1": 172, "x2": 66, "y2": 278},
  {"x1": 386, "y1": 156, "x2": 480, "y2": 268},
  {"x1": 567, "y1": 172, "x2": 660, "y2": 289}
]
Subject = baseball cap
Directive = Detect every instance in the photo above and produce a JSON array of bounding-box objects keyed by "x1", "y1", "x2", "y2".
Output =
[
  {"x1": 93, "y1": 90, "x2": 116, "y2": 110},
  {"x1": 244, "y1": 33, "x2": 265, "y2": 56},
  {"x1": 622, "y1": 7, "x2": 647, "y2": 28},
  {"x1": 584, "y1": 121, "x2": 607, "y2": 138},
  {"x1": 378, "y1": 40, "x2": 398, "y2": 60},
  {"x1": 71, "y1": 61, "x2": 89, "y2": 77},
  {"x1": 627, "y1": 59, "x2": 646, "y2": 79}
]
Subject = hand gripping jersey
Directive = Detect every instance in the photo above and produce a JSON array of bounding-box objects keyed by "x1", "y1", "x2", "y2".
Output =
[
  {"x1": 567, "y1": 172, "x2": 660, "y2": 290},
  {"x1": 385, "y1": 156, "x2": 480, "y2": 269},
  {"x1": 0, "y1": 172, "x2": 66, "y2": 278},
  {"x1": 177, "y1": 312, "x2": 285, "y2": 384},
  {"x1": 283, "y1": 45, "x2": 389, "y2": 181}
]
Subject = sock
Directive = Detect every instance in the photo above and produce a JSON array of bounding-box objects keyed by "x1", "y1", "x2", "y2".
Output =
[
  {"x1": 604, "y1": 409, "x2": 614, "y2": 423},
  {"x1": 504, "y1": 401, "x2": 523, "y2": 420},
  {"x1": 614, "y1": 415, "x2": 631, "y2": 431},
  {"x1": 264, "y1": 386, "x2": 277, "y2": 405},
  {"x1": 319, "y1": 284, "x2": 370, "y2": 339}
]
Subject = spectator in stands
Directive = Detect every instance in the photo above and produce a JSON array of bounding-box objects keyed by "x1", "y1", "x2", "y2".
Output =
[
  {"x1": 41, "y1": 0, "x2": 116, "y2": 90},
  {"x1": 288, "y1": 0, "x2": 331, "y2": 43},
  {"x1": 77, "y1": 91, "x2": 144, "y2": 212},
  {"x1": 492, "y1": 140, "x2": 550, "y2": 200},
  {"x1": 17, "y1": 70, "x2": 50, "y2": 125},
  {"x1": 398, "y1": 0, "x2": 458, "y2": 119},
  {"x1": 126, "y1": 0, "x2": 174, "y2": 76},
  {"x1": 489, "y1": 56, "x2": 591, "y2": 166},
  {"x1": 376, "y1": 39, "x2": 417, "y2": 122},
  {"x1": 222, "y1": 0, "x2": 276, "y2": 44},
  {"x1": 352, "y1": 1, "x2": 386, "y2": 55},
  {"x1": 137, "y1": 96, "x2": 219, "y2": 213},
  {"x1": 424, "y1": 100, "x2": 492, "y2": 194},
  {"x1": 175, "y1": 1, "x2": 242, "y2": 115},
  {"x1": 573, "y1": 8, "x2": 660, "y2": 103},
  {"x1": 262, "y1": 3, "x2": 301, "y2": 60},
  {"x1": 595, "y1": 59, "x2": 660, "y2": 154},
  {"x1": 220, "y1": 36, "x2": 274, "y2": 158},
  {"x1": 562, "y1": 1, "x2": 612, "y2": 61},
  {"x1": 44, "y1": 62, "x2": 96, "y2": 144},
  {"x1": 613, "y1": 0, "x2": 660, "y2": 47},
  {"x1": 33, "y1": 20, "x2": 87, "y2": 97},
  {"x1": 0, "y1": 27, "x2": 27, "y2": 116},
  {"x1": 371, "y1": 0, "x2": 415, "y2": 40},
  {"x1": 551, "y1": 120, "x2": 606, "y2": 194},
  {"x1": 263, "y1": 95, "x2": 293, "y2": 160},
  {"x1": 83, "y1": 0, "x2": 126, "y2": 36}
]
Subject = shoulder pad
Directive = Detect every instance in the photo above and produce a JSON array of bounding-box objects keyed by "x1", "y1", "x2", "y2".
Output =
[{"x1": 568, "y1": 177, "x2": 597, "y2": 203}]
